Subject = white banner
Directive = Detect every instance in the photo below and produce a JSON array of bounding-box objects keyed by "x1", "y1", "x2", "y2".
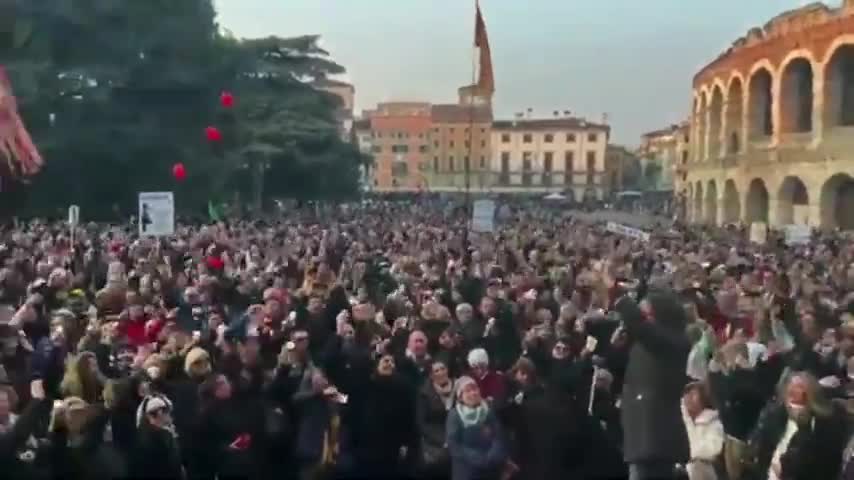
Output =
[
  {"x1": 138, "y1": 192, "x2": 175, "y2": 237},
  {"x1": 471, "y1": 199, "x2": 496, "y2": 233},
  {"x1": 67, "y1": 205, "x2": 80, "y2": 227},
  {"x1": 784, "y1": 224, "x2": 811, "y2": 246},
  {"x1": 750, "y1": 222, "x2": 767, "y2": 245},
  {"x1": 606, "y1": 221, "x2": 650, "y2": 242}
]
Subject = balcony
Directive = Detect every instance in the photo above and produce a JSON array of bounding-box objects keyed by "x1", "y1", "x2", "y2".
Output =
[{"x1": 420, "y1": 169, "x2": 605, "y2": 192}]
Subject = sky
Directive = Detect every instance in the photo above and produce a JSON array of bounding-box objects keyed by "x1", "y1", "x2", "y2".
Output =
[{"x1": 215, "y1": 0, "x2": 840, "y2": 146}]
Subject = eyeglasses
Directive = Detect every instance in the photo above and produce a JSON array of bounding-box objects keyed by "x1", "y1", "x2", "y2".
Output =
[{"x1": 293, "y1": 336, "x2": 309, "y2": 342}]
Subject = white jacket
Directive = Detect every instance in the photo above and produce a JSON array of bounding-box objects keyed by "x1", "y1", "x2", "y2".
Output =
[{"x1": 681, "y1": 403, "x2": 724, "y2": 462}]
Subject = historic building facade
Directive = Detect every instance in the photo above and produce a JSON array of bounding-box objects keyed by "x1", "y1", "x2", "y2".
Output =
[
  {"x1": 367, "y1": 102, "x2": 432, "y2": 191},
  {"x1": 490, "y1": 115, "x2": 610, "y2": 200},
  {"x1": 686, "y1": 1, "x2": 854, "y2": 229}
]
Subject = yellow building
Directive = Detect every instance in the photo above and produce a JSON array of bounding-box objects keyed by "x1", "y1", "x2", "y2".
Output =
[
  {"x1": 490, "y1": 115, "x2": 610, "y2": 201},
  {"x1": 426, "y1": 104, "x2": 493, "y2": 192}
]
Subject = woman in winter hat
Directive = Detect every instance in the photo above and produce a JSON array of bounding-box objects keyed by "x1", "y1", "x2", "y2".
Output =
[{"x1": 446, "y1": 376, "x2": 508, "y2": 480}]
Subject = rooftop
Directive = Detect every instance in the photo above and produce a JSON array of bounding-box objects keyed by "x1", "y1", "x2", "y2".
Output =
[
  {"x1": 431, "y1": 104, "x2": 493, "y2": 124},
  {"x1": 492, "y1": 117, "x2": 610, "y2": 132}
]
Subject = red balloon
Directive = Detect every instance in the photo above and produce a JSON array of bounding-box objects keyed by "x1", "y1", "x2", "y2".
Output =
[
  {"x1": 220, "y1": 91, "x2": 234, "y2": 108},
  {"x1": 205, "y1": 126, "x2": 222, "y2": 142},
  {"x1": 172, "y1": 163, "x2": 187, "y2": 181}
]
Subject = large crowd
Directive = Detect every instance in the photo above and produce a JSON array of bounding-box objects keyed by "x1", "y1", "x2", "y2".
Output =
[{"x1": 0, "y1": 199, "x2": 853, "y2": 480}]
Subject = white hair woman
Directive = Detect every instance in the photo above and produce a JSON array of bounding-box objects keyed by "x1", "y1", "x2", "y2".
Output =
[{"x1": 446, "y1": 376, "x2": 508, "y2": 480}]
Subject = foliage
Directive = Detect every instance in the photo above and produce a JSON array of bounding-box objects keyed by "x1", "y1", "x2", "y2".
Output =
[{"x1": 0, "y1": 0, "x2": 363, "y2": 219}]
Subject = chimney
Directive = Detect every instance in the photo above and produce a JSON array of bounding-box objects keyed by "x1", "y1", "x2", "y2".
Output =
[
  {"x1": 526, "y1": 108, "x2": 533, "y2": 119},
  {"x1": 563, "y1": 110, "x2": 572, "y2": 117},
  {"x1": 553, "y1": 110, "x2": 559, "y2": 117}
]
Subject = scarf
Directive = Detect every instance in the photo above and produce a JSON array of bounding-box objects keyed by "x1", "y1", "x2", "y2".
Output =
[{"x1": 456, "y1": 402, "x2": 489, "y2": 427}]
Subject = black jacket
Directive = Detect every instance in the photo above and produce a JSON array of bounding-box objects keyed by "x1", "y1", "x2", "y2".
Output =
[
  {"x1": 746, "y1": 401, "x2": 849, "y2": 480},
  {"x1": 615, "y1": 292, "x2": 691, "y2": 465},
  {"x1": 130, "y1": 423, "x2": 184, "y2": 479},
  {"x1": 349, "y1": 374, "x2": 418, "y2": 478}
]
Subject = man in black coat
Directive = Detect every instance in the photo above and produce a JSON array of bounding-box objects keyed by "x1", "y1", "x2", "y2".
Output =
[{"x1": 614, "y1": 290, "x2": 691, "y2": 480}]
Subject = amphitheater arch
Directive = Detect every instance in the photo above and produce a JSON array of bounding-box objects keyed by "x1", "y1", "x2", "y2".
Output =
[
  {"x1": 776, "y1": 176, "x2": 809, "y2": 225},
  {"x1": 708, "y1": 86, "x2": 724, "y2": 159},
  {"x1": 823, "y1": 37, "x2": 854, "y2": 128},
  {"x1": 694, "y1": 181, "x2": 704, "y2": 222},
  {"x1": 705, "y1": 180, "x2": 718, "y2": 225},
  {"x1": 819, "y1": 173, "x2": 854, "y2": 230},
  {"x1": 745, "y1": 178, "x2": 769, "y2": 223},
  {"x1": 726, "y1": 77, "x2": 744, "y2": 154},
  {"x1": 722, "y1": 179, "x2": 740, "y2": 224},
  {"x1": 779, "y1": 55, "x2": 815, "y2": 133},
  {"x1": 747, "y1": 63, "x2": 775, "y2": 140}
]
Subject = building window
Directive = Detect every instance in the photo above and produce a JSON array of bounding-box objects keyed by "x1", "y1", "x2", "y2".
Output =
[
  {"x1": 449, "y1": 128, "x2": 455, "y2": 133},
  {"x1": 392, "y1": 162, "x2": 408, "y2": 177},
  {"x1": 564, "y1": 152, "x2": 574, "y2": 185},
  {"x1": 500, "y1": 152, "x2": 510, "y2": 185},
  {"x1": 481, "y1": 128, "x2": 486, "y2": 134},
  {"x1": 481, "y1": 140, "x2": 486, "y2": 148},
  {"x1": 543, "y1": 152, "x2": 553, "y2": 187},
  {"x1": 544, "y1": 134, "x2": 554, "y2": 143},
  {"x1": 586, "y1": 152, "x2": 596, "y2": 185},
  {"x1": 418, "y1": 145, "x2": 429, "y2": 153},
  {"x1": 587, "y1": 132, "x2": 597, "y2": 142},
  {"x1": 372, "y1": 145, "x2": 382, "y2": 153},
  {"x1": 523, "y1": 134, "x2": 533, "y2": 143},
  {"x1": 450, "y1": 141, "x2": 455, "y2": 148},
  {"x1": 586, "y1": 151, "x2": 596, "y2": 168},
  {"x1": 464, "y1": 156, "x2": 470, "y2": 170},
  {"x1": 480, "y1": 156, "x2": 486, "y2": 168},
  {"x1": 566, "y1": 133, "x2": 576, "y2": 142},
  {"x1": 449, "y1": 156, "x2": 455, "y2": 171},
  {"x1": 464, "y1": 140, "x2": 470, "y2": 148},
  {"x1": 434, "y1": 141, "x2": 439, "y2": 148},
  {"x1": 501, "y1": 133, "x2": 510, "y2": 143},
  {"x1": 522, "y1": 156, "x2": 532, "y2": 186},
  {"x1": 391, "y1": 145, "x2": 409, "y2": 153},
  {"x1": 681, "y1": 151, "x2": 688, "y2": 164},
  {"x1": 433, "y1": 157, "x2": 439, "y2": 171}
]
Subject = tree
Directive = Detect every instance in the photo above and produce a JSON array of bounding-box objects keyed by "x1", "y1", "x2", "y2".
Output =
[{"x1": 0, "y1": 1, "x2": 363, "y2": 218}]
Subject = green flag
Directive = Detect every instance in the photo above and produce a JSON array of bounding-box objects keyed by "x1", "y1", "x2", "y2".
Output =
[{"x1": 208, "y1": 200, "x2": 223, "y2": 222}]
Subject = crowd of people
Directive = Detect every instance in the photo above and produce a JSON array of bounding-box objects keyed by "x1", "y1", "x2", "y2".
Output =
[{"x1": 0, "y1": 199, "x2": 853, "y2": 480}]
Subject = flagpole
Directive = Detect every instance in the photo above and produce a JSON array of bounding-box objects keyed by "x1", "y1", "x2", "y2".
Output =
[{"x1": 466, "y1": 0, "x2": 477, "y2": 220}]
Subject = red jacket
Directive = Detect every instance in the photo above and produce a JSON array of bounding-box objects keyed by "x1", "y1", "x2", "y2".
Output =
[{"x1": 473, "y1": 370, "x2": 507, "y2": 403}]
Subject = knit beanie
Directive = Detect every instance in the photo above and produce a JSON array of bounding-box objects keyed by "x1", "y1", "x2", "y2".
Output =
[{"x1": 456, "y1": 376, "x2": 477, "y2": 400}]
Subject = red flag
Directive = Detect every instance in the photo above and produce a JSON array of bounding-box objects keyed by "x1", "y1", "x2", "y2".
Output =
[
  {"x1": 0, "y1": 67, "x2": 43, "y2": 178},
  {"x1": 474, "y1": 2, "x2": 495, "y2": 96}
]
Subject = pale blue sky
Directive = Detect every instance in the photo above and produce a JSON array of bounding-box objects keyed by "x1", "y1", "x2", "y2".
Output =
[{"x1": 215, "y1": 0, "x2": 835, "y2": 145}]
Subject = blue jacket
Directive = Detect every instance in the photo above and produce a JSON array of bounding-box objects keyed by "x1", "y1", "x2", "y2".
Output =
[{"x1": 446, "y1": 406, "x2": 507, "y2": 480}]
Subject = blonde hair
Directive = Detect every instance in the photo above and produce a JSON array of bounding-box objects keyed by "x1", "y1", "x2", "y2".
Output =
[{"x1": 777, "y1": 370, "x2": 832, "y2": 418}]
